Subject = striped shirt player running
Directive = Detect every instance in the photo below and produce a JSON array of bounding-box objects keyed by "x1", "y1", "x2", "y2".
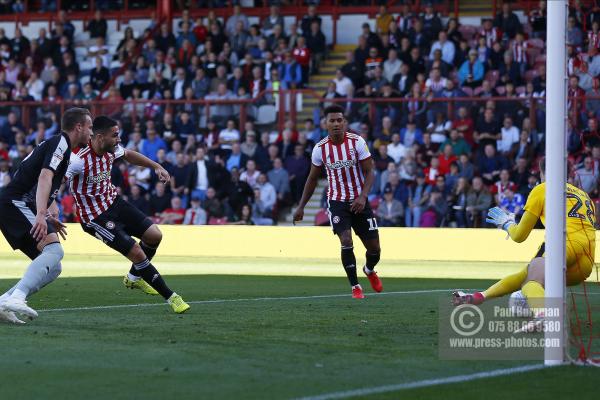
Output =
[
  {"x1": 293, "y1": 105, "x2": 383, "y2": 299},
  {"x1": 66, "y1": 116, "x2": 189, "y2": 314}
]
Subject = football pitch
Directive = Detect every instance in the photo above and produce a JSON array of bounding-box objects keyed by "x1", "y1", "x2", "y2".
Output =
[{"x1": 0, "y1": 255, "x2": 598, "y2": 400}]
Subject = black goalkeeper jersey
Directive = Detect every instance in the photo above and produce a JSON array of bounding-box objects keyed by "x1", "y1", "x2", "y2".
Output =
[{"x1": 0, "y1": 132, "x2": 71, "y2": 206}]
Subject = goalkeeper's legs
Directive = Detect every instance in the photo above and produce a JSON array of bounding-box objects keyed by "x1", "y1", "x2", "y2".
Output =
[
  {"x1": 521, "y1": 257, "x2": 545, "y2": 309},
  {"x1": 482, "y1": 265, "x2": 529, "y2": 299}
]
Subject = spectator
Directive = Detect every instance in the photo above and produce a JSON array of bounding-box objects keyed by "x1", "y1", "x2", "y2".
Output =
[
  {"x1": 226, "y1": 142, "x2": 249, "y2": 172},
  {"x1": 305, "y1": 21, "x2": 326, "y2": 75},
  {"x1": 575, "y1": 156, "x2": 599, "y2": 197},
  {"x1": 183, "y1": 197, "x2": 207, "y2": 225},
  {"x1": 150, "y1": 181, "x2": 172, "y2": 216},
  {"x1": 375, "y1": 5, "x2": 393, "y2": 35},
  {"x1": 493, "y1": 2, "x2": 522, "y2": 40},
  {"x1": 219, "y1": 119, "x2": 241, "y2": 151},
  {"x1": 497, "y1": 116, "x2": 520, "y2": 154},
  {"x1": 491, "y1": 169, "x2": 517, "y2": 205},
  {"x1": 285, "y1": 144, "x2": 310, "y2": 204},
  {"x1": 225, "y1": 5, "x2": 249, "y2": 37},
  {"x1": 458, "y1": 49, "x2": 484, "y2": 88},
  {"x1": 240, "y1": 159, "x2": 260, "y2": 188},
  {"x1": 466, "y1": 176, "x2": 492, "y2": 227},
  {"x1": 442, "y1": 129, "x2": 471, "y2": 157},
  {"x1": 140, "y1": 128, "x2": 167, "y2": 162},
  {"x1": 86, "y1": 10, "x2": 108, "y2": 40},
  {"x1": 225, "y1": 168, "x2": 254, "y2": 214},
  {"x1": 262, "y1": 5, "x2": 284, "y2": 37},
  {"x1": 256, "y1": 172, "x2": 276, "y2": 214},
  {"x1": 301, "y1": 5, "x2": 322, "y2": 36},
  {"x1": 421, "y1": 3, "x2": 443, "y2": 40},
  {"x1": 203, "y1": 186, "x2": 226, "y2": 223},
  {"x1": 499, "y1": 188, "x2": 524, "y2": 216},
  {"x1": 157, "y1": 197, "x2": 185, "y2": 225},
  {"x1": 478, "y1": 144, "x2": 509, "y2": 185},
  {"x1": 252, "y1": 188, "x2": 274, "y2": 226},
  {"x1": 400, "y1": 119, "x2": 424, "y2": 147},
  {"x1": 407, "y1": 172, "x2": 431, "y2": 227},
  {"x1": 377, "y1": 186, "x2": 404, "y2": 227},
  {"x1": 128, "y1": 184, "x2": 150, "y2": 215},
  {"x1": 429, "y1": 31, "x2": 455, "y2": 65},
  {"x1": 228, "y1": 204, "x2": 254, "y2": 225},
  {"x1": 567, "y1": 15, "x2": 583, "y2": 47},
  {"x1": 437, "y1": 144, "x2": 457, "y2": 175},
  {"x1": 267, "y1": 157, "x2": 290, "y2": 202},
  {"x1": 474, "y1": 108, "x2": 501, "y2": 152},
  {"x1": 387, "y1": 133, "x2": 407, "y2": 164}
]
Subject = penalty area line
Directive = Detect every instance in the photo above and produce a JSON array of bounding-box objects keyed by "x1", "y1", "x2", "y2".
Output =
[
  {"x1": 39, "y1": 288, "x2": 458, "y2": 313},
  {"x1": 294, "y1": 364, "x2": 548, "y2": 400}
]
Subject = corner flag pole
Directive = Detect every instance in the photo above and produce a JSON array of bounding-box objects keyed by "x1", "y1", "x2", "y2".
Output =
[{"x1": 545, "y1": 0, "x2": 568, "y2": 366}]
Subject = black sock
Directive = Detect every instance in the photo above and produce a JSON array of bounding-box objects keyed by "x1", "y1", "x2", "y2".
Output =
[
  {"x1": 133, "y1": 259, "x2": 174, "y2": 300},
  {"x1": 341, "y1": 246, "x2": 359, "y2": 287},
  {"x1": 365, "y1": 251, "x2": 381, "y2": 273},
  {"x1": 140, "y1": 241, "x2": 158, "y2": 260},
  {"x1": 129, "y1": 241, "x2": 159, "y2": 277}
]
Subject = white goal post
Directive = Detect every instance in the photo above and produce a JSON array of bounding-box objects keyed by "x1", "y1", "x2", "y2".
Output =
[{"x1": 544, "y1": 0, "x2": 568, "y2": 366}]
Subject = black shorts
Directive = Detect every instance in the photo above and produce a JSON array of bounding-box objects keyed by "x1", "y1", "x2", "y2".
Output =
[
  {"x1": 0, "y1": 199, "x2": 57, "y2": 259},
  {"x1": 81, "y1": 196, "x2": 153, "y2": 257},
  {"x1": 327, "y1": 199, "x2": 379, "y2": 240}
]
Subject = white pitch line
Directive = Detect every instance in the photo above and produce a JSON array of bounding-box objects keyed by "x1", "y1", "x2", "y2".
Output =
[
  {"x1": 39, "y1": 288, "x2": 458, "y2": 313},
  {"x1": 294, "y1": 364, "x2": 549, "y2": 400}
]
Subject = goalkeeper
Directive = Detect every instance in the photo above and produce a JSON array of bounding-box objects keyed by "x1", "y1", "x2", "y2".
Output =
[{"x1": 453, "y1": 158, "x2": 596, "y2": 309}]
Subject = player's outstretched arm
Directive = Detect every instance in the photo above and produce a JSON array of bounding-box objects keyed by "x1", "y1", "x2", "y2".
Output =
[
  {"x1": 32, "y1": 168, "x2": 55, "y2": 242},
  {"x1": 293, "y1": 164, "x2": 321, "y2": 224},
  {"x1": 124, "y1": 149, "x2": 171, "y2": 183},
  {"x1": 486, "y1": 207, "x2": 537, "y2": 243}
]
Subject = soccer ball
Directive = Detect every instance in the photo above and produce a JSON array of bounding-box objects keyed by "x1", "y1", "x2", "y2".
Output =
[{"x1": 508, "y1": 290, "x2": 530, "y2": 317}]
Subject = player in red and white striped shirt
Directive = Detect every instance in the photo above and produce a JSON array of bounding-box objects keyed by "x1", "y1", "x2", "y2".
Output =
[
  {"x1": 66, "y1": 116, "x2": 190, "y2": 313},
  {"x1": 293, "y1": 105, "x2": 383, "y2": 299}
]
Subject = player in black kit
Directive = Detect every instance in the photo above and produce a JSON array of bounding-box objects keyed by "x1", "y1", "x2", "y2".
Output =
[{"x1": 0, "y1": 107, "x2": 92, "y2": 324}]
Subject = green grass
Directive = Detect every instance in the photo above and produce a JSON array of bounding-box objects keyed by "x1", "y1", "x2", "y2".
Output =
[{"x1": 0, "y1": 257, "x2": 599, "y2": 400}]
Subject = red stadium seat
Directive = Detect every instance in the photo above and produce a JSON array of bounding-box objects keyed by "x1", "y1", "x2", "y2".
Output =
[
  {"x1": 370, "y1": 197, "x2": 380, "y2": 210},
  {"x1": 526, "y1": 47, "x2": 541, "y2": 67},
  {"x1": 535, "y1": 54, "x2": 546, "y2": 64},
  {"x1": 314, "y1": 209, "x2": 330, "y2": 226},
  {"x1": 461, "y1": 86, "x2": 474, "y2": 96},
  {"x1": 524, "y1": 69, "x2": 538, "y2": 83},
  {"x1": 526, "y1": 38, "x2": 545, "y2": 49},
  {"x1": 458, "y1": 25, "x2": 478, "y2": 41}
]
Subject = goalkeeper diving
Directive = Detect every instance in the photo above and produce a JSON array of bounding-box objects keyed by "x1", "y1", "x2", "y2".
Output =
[{"x1": 453, "y1": 158, "x2": 596, "y2": 313}]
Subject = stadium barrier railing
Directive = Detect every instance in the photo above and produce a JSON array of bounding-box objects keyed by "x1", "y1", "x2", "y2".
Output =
[{"x1": 3, "y1": 92, "x2": 597, "y2": 134}]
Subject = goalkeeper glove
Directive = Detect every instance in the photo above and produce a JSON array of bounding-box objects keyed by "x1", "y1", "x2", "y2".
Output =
[{"x1": 486, "y1": 207, "x2": 516, "y2": 232}]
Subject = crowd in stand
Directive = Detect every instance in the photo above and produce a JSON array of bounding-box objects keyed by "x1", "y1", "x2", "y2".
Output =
[
  {"x1": 0, "y1": 1, "x2": 599, "y2": 228},
  {"x1": 0, "y1": 4, "x2": 328, "y2": 225},
  {"x1": 331, "y1": 0, "x2": 600, "y2": 228}
]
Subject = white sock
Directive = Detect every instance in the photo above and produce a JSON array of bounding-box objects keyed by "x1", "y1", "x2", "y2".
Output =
[
  {"x1": 127, "y1": 273, "x2": 141, "y2": 281},
  {"x1": 11, "y1": 289, "x2": 28, "y2": 301},
  {"x1": 352, "y1": 284, "x2": 361, "y2": 289},
  {"x1": 167, "y1": 292, "x2": 178, "y2": 303},
  {"x1": 364, "y1": 265, "x2": 374, "y2": 274}
]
